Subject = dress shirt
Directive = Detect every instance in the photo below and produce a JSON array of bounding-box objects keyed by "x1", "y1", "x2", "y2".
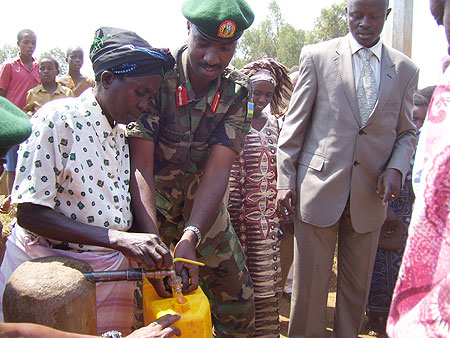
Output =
[{"x1": 348, "y1": 33, "x2": 383, "y2": 93}]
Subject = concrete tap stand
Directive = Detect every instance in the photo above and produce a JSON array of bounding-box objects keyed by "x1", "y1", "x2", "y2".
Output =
[{"x1": 3, "y1": 255, "x2": 97, "y2": 335}]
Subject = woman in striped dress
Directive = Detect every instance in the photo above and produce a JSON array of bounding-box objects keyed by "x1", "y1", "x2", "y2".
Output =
[{"x1": 228, "y1": 58, "x2": 293, "y2": 338}]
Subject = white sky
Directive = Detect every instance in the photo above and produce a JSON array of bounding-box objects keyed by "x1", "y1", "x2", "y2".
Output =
[{"x1": 0, "y1": 0, "x2": 446, "y2": 88}]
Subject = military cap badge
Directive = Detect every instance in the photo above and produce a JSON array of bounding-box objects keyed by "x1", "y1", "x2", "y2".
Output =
[
  {"x1": 218, "y1": 20, "x2": 237, "y2": 39},
  {"x1": 182, "y1": 0, "x2": 254, "y2": 42}
]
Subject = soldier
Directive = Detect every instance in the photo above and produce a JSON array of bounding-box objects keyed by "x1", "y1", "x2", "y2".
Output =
[{"x1": 126, "y1": 0, "x2": 255, "y2": 337}]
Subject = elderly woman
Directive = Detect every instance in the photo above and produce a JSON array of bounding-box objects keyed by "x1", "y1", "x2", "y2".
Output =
[
  {"x1": 228, "y1": 58, "x2": 292, "y2": 338},
  {"x1": 0, "y1": 27, "x2": 175, "y2": 335}
]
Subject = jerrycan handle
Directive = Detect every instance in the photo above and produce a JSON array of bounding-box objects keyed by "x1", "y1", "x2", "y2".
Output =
[{"x1": 173, "y1": 258, "x2": 206, "y2": 266}]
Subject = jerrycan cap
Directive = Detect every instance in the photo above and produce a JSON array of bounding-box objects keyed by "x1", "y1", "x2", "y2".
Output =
[{"x1": 174, "y1": 294, "x2": 191, "y2": 313}]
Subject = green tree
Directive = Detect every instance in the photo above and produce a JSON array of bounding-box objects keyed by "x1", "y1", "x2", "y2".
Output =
[
  {"x1": 0, "y1": 45, "x2": 69, "y2": 75},
  {"x1": 40, "y1": 47, "x2": 68, "y2": 75},
  {"x1": 305, "y1": 2, "x2": 349, "y2": 45},
  {"x1": 268, "y1": 0, "x2": 284, "y2": 39},
  {"x1": 233, "y1": 0, "x2": 304, "y2": 69},
  {"x1": 0, "y1": 44, "x2": 19, "y2": 64},
  {"x1": 278, "y1": 24, "x2": 305, "y2": 67},
  {"x1": 234, "y1": 19, "x2": 277, "y2": 69},
  {"x1": 233, "y1": 1, "x2": 347, "y2": 70}
]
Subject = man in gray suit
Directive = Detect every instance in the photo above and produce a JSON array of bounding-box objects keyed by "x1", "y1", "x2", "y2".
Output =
[{"x1": 276, "y1": 0, "x2": 418, "y2": 337}]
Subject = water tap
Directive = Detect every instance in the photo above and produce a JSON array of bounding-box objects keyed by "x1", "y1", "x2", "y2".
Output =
[{"x1": 83, "y1": 257, "x2": 204, "y2": 301}]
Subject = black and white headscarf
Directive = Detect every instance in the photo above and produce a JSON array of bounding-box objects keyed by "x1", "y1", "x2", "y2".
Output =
[{"x1": 89, "y1": 27, "x2": 175, "y2": 81}]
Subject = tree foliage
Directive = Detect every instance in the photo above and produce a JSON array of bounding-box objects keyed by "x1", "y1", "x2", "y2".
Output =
[
  {"x1": 278, "y1": 24, "x2": 305, "y2": 69},
  {"x1": 233, "y1": 1, "x2": 348, "y2": 70},
  {"x1": 233, "y1": 0, "x2": 304, "y2": 69},
  {"x1": 305, "y1": 2, "x2": 349, "y2": 45},
  {"x1": 0, "y1": 45, "x2": 68, "y2": 75},
  {"x1": 40, "y1": 47, "x2": 68, "y2": 75},
  {"x1": 0, "y1": 44, "x2": 19, "y2": 64}
]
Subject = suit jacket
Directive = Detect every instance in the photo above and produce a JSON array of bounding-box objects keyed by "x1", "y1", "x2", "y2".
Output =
[{"x1": 277, "y1": 36, "x2": 419, "y2": 233}]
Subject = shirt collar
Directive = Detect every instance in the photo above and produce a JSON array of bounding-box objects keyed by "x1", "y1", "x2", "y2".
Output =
[
  {"x1": 79, "y1": 89, "x2": 119, "y2": 144},
  {"x1": 36, "y1": 83, "x2": 66, "y2": 94},
  {"x1": 180, "y1": 46, "x2": 221, "y2": 108},
  {"x1": 54, "y1": 84, "x2": 66, "y2": 95},
  {"x1": 35, "y1": 83, "x2": 45, "y2": 93},
  {"x1": 15, "y1": 54, "x2": 38, "y2": 68},
  {"x1": 348, "y1": 33, "x2": 383, "y2": 62}
]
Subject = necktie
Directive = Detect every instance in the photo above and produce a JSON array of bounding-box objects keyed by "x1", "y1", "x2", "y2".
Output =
[{"x1": 356, "y1": 47, "x2": 378, "y2": 126}]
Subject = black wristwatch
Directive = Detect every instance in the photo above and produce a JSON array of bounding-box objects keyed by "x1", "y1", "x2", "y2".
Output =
[{"x1": 101, "y1": 330, "x2": 122, "y2": 338}]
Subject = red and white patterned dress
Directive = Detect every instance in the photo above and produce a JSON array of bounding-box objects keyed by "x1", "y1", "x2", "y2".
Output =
[
  {"x1": 387, "y1": 68, "x2": 450, "y2": 337},
  {"x1": 228, "y1": 116, "x2": 282, "y2": 337}
]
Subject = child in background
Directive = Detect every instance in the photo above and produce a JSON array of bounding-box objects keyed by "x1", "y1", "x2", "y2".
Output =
[
  {"x1": 57, "y1": 46, "x2": 94, "y2": 97},
  {"x1": 0, "y1": 29, "x2": 40, "y2": 214},
  {"x1": 24, "y1": 56, "x2": 73, "y2": 115}
]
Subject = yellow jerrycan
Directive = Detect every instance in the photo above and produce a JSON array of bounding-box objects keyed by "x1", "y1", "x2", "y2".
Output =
[{"x1": 142, "y1": 278, "x2": 212, "y2": 338}]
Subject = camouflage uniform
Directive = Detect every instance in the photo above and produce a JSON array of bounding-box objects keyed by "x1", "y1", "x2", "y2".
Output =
[{"x1": 127, "y1": 46, "x2": 255, "y2": 338}]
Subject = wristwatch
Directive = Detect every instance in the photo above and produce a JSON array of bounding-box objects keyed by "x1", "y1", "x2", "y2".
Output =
[
  {"x1": 101, "y1": 330, "x2": 122, "y2": 338},
  {"x1": 184, "y1": 225, "x2": 202, "y2": 248}
]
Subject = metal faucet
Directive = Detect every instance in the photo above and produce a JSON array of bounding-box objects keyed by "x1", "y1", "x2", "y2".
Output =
[{"x1": 83, "y1": 258, "x2": 205, "y2": 303}]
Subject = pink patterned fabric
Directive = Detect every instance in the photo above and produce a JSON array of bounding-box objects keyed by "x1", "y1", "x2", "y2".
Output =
[
  {"x1": 228, "y1": 118, "x2": 282, "y2": 298},
  {"x1": 228, "y1": 117, "x2": 282, "y2": 337},
  {"x1": 387, "y1": 68, "x2": 450, "y2": 337}
]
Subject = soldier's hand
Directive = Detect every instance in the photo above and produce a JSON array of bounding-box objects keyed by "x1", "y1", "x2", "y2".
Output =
[
  {"x1": 173, "y1": 234, "x2": 199, "y2": 294},
  {"x1": 110, "y1": 230, "x2": 173, "y2": 270},
  {"x1": 276, "y1": 189, "x2": 297, "y2": 220}
]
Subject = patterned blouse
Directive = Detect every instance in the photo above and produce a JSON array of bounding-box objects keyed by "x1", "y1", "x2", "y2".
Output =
[
  {"x1": 11, "y1": 89, "x2": 132, "y2": 252},
  {"x1": 228, "y1": 116, "x2": 282, "y2": 298}
]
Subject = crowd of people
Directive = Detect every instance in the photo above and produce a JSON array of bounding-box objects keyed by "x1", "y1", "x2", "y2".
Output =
[{"x1": 1, "y1": 0, "x2": 450, "y2": 337}]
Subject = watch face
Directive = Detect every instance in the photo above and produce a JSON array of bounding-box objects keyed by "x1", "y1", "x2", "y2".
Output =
[{"x1": 101, "y1": 331, "x2": 122, "y2": 338}]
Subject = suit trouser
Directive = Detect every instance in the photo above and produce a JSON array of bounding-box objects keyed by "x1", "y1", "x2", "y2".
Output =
[{"x1": 288, "y1": 205, "x2": 380, "y2": 338}]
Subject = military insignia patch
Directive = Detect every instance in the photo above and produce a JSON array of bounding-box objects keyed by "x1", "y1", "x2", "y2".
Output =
[
  {"x1": 218, "y1": 20, "x2": 237, "y2": 39},
  {"x1": 211, "y1": 92, "x2": 221, "y2": 113},
  {"x1": 247, "y1": 102, "x2": 254, "y2": 119},
  {"x1": 176, "y1": 85, "x2": 188, "y2": 107}
]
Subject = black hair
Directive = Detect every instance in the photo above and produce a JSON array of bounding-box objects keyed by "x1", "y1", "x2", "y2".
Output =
[
  {"x1": 413, "y1": 86, "x2": 437, "y2": 108},
  {"x1": 430, "y1": 0, "x2": 445, "y2": 26},
  {"x1": 66, "y1": 45, "x2": 84, "y2": 57},
  {"x1": 17, "y1": 29, "x2": 36, "y2": 42},
  {"x1": 346, "y1": 0, "x2": 389, "y2": 10},
  {"x1": 39, "y1": 56, "x2": 60, "y2": 73}
]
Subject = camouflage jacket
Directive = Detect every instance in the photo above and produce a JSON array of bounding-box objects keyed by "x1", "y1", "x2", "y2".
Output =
[{"x1": 126, "y1": 45, "x2": 252, "y2": 176}]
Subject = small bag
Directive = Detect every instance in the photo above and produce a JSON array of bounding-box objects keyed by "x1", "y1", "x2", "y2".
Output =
[{"x1": 378, "y1": 219, "x2": 407, "y2": 251}]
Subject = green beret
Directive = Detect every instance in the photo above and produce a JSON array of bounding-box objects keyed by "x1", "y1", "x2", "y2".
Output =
[
  {"x1": 182, "y1": 0, "x2": 254, "y2": 42},
  {"x1": 0, "y1": 97, "x2": 31, "y2": 157}
]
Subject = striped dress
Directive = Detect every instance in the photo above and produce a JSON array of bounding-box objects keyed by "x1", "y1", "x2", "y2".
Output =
[{"x1": 228, "y1": 116, "x2": 282, "y2": 338}]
